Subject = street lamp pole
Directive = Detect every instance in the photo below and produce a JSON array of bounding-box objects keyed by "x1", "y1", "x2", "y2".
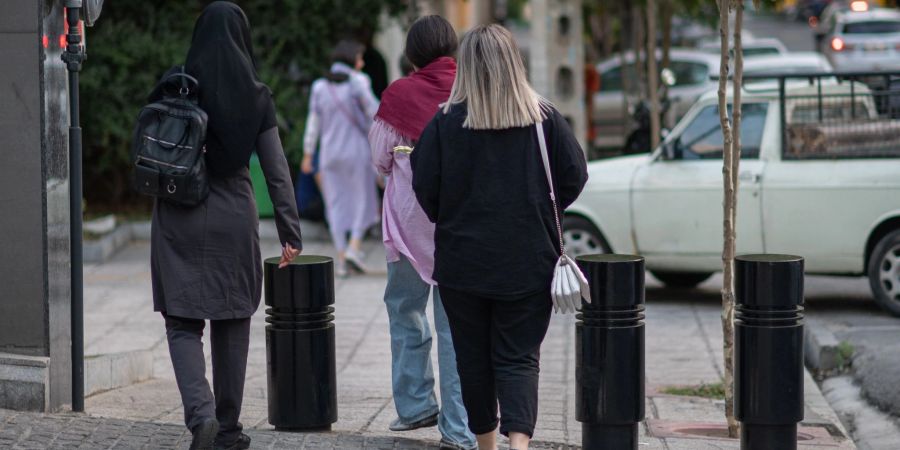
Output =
[{"x1": 62, "y1": 0, "x2": 86, "y2": 413}]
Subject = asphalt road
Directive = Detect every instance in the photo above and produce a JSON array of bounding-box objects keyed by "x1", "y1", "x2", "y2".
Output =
[{"x1": 745, "y1": 9, "x2": 817, "y2": 52}]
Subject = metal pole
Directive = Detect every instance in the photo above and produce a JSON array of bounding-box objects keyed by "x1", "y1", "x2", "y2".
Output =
[
  {"x1": 575, "y1": 254, "x2": 645, "y2": 450},
  {"x1": 735, "y1": 254, "x2": 805, "y2": 450},
  {"x1": 63, "y1": 1, "x2": 86, "y2": 413}
]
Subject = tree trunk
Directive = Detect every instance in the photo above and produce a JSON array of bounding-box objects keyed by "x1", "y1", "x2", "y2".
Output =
[
  {"x1": 716, "y1": 0, "x2": 740, "y2": 439},
  {"x1": 647, "y1": 0, "x2": 661, "y2": 149},
  {"x1": 619, "y1": 1, "x2": 633, "y2": 127},
  {"x1": 661, "y1": 0, "x2": 673, "y2": 70},
  {"x1": 632, "y1": 4, "x2": 646, "y2": 99},
  {"x1": 600, "y1": 7, "x2": 614, "y2": 58}
]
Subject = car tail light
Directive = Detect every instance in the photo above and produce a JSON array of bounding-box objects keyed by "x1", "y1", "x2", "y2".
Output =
[
  {"x1": 850, "y1": 1, "x2": 869, "y2": 12},
  {"x1": 832, "y1": 37, "x2": 846, "y2": 51}
]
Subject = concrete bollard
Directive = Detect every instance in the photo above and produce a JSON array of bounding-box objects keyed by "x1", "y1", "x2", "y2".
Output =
[
  {"x1": 575, "y1": 254, "x2": 646, "y2": 450},
  {"x1": 264, "y1": 256, "x2": 337, "y2": 431},
  {"x1": 735, "y1": 254, "x2": 805, "y2": 450}
]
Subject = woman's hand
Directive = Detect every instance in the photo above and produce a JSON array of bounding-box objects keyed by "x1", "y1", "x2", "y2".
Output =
[
  {"x1": 279, "y1": 243, "x2": 301, "y2": 268},
  {"x1": 301, "y1": 154, "x2": 315, "y2": 175}
]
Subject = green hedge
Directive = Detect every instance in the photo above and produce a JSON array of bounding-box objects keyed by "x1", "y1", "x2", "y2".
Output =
[{"x1": 81, "y1": 0, "x2": 403, "y2": 208}]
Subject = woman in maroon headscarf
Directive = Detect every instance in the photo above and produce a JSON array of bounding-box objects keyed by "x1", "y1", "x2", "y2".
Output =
[{"x1": 368, "y1": 15, "x2": 475, "y2": 450}]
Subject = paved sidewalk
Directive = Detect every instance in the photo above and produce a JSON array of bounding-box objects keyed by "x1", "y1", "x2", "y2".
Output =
[{"x1": 25, "y1": 233, "x2": 853, "y2": 449}]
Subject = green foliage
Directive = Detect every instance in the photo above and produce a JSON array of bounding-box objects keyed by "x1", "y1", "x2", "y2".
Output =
[
  {"x1": 836, "y1": 341, "x2": 855, "y2": 368},
  {"x1": 81, "y1": 0, "x2": 403, "y2": 207},
  {"x1": 662, "y1": 382, "x2": 726, "y2": 400},
  {"x1": 676, "y1": 0, "x2": 719, "y2": 27}
]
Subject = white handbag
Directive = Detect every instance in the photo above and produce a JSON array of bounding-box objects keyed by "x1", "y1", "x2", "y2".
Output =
[{"x1": 535, "y1": 122, "x2": 591, "y2": 314}]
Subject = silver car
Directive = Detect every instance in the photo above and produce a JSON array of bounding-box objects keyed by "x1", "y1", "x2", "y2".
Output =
[
  {"x1": 820, "y1": 7, "x2": 900, "y2": 72},
  {"x1": 592, "y1": 49, "x2": 720, "y2": 148}
]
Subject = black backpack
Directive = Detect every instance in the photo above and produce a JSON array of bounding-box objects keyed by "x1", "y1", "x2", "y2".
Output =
[{"x1": 132, "y1": 67, "x2": 209, "y2": 206}]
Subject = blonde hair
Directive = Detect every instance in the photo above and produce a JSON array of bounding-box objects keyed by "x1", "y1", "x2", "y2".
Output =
[{"x1": 443, "y1": 24, "x2": 547, "y2": 129}]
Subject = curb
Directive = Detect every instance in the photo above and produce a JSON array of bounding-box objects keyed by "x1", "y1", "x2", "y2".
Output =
[
  {"x1": 821, "y1": 376, "x2": 900, "y2": 450},
  {"x1": 805, "y1": 316, "x2": 842, "y2": 373},
  {"x1": 83, "y1": 224, "x2": 136, "y2": 263},
  {"x1": 804, "y1": 319, "x2": 900, "y2": 448},
  {"x1": 84, "y1": 219, "x2": 331, "y2": 264},
  {"x1": 84, "y1": 349, "x2": 154, "y2": 398}
]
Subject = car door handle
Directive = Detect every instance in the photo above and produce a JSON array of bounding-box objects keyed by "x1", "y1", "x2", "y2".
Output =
[{"x1": 739, "y1": 171, "x2": 762, "y2": 183}]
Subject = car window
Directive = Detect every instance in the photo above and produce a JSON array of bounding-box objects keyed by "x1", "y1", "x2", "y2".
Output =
[
  {"x1": 740, "y1": 47, "x2": 782, "y2": 57},
  {"x1": 668, "y1": 60, "x2": 709, "y2": 86},
  {"x1": 843, "y1": 20, "x2": 900, "y2": 34},
  {"x1": 600, "y1": 61, "x2": 707, "y2": 92},
  {"x1": 672, "y1": 103, "x2": 767, "y2": 160}
]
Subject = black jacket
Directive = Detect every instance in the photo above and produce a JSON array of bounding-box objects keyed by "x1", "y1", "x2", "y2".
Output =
[{"x1": 412, "y1": 104, "x2": 588, "y2": 298}]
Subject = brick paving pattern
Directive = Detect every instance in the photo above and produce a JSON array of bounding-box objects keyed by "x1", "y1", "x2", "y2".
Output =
[{"x1": 0, "y1": 409, "x2": 582, "y2": 449}]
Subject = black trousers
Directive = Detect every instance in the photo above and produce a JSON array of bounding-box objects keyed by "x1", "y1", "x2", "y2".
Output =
[
  {"x1": 163, "y1": 314, "x2": 251, "y2": 446},
  {"x1": 440, "y1": 287, "x2": 553, "y2": 438}
]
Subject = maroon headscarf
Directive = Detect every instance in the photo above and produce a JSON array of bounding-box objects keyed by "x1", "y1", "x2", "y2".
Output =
[{"x1": 375, "y1": 56, "x2": 457, "y2": 142}]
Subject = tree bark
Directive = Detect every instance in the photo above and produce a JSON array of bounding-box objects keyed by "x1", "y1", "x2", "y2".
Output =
[
  {"x1": 716, "y1": 0, "x2": 740, "y2": 439},
  {"x1": 661, "y1": 0, "x2": 673, "y2": 70},
  {"x1": 647, "y1": 0, "x2": 661, "y2": 149},
  {"x1": 600, "y1": 7, "x2": 614, "y2": 58},
  {"x1": 619, "y1": 1, "x2": 633, "y2": 126},
  {"x1": 632, "y1": 4, "x2": 646, "y2": 99}
]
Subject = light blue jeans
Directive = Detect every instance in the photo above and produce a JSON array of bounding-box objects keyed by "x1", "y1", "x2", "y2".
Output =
[{"x1": 384, "y1": 256, "x2": 475, "y2": 448}]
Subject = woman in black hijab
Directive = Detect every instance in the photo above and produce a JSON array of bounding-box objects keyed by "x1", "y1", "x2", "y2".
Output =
[{"x1": 149, "y1": 3, "x2": 303, "y2": 450}]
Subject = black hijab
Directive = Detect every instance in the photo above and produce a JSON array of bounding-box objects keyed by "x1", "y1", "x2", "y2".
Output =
[{"x1": 186, "y1": 1, "x2": 272, "y2": 177}]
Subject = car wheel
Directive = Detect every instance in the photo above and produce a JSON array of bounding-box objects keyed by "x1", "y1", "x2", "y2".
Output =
[
  {"x1": 651, "y1": 271, "x2": 713, "y2": 288},
  {"x1": 868, "y1": 229, "x2": 900, "y2": 316},
  {"x1": 562, "y1": 216, "x2": 610, "y2": 257}
]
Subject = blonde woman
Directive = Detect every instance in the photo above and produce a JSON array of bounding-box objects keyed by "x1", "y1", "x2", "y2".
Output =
[{"x1": 411, "y1": 24, "x2": 588, "y2": 450}]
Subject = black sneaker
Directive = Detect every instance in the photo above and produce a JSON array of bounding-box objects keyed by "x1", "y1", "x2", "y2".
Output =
[
  {"x1": 215, "y1": 433, "x2": 250, "y2": 450},
  {"x1": 388, "y1": 412, "x2": 439, "y2": 431},
  {"x1": 189, "y1": 418, "x2": 219, "y2": 450}
]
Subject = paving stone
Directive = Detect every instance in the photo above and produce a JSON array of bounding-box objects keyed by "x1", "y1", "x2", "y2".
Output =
[{"x1": 66, "y1": 241, "x2": 858, "y2": 448}]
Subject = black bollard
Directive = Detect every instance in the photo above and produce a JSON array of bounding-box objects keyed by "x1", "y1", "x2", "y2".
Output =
[
  {"x1": 735, "y1": 254, "x2": 805, "y2": 450},
  {"x1": 265, "y1": 255, "x2": 337, "y2": 431},
  {"x1": 575, "y1": 254, "x2": 645, "y2": 450}
]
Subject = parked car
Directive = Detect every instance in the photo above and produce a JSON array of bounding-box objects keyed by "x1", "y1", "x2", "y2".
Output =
[
  {"x1": 819, "y1": 5, "x2": 900, "y2": 72},
  {"x1": 565, "y1": 73, "x2": 900, "y2": 315},
  {"x1": 592, "y1": 49, "x2": 720, "y2": 148},
  {"x1": 697, "y1": 37, "x2": 789, "y2": 58}
]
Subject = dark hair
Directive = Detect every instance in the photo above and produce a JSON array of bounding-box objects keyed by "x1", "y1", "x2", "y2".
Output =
[
  {"x1": 331, "y1": 39, "x2": 365, "y2": 66},
  {"x1": 398, "y1": 54, "x2": 415, "y2": 77},
  {"x1": 404, "y1": 15, "x2": 458, "y2": 69}
]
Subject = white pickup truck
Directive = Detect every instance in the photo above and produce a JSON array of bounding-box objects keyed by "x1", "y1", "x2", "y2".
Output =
[{"x1": 565, "y1": 74, "x2": 900, "y2": 314}]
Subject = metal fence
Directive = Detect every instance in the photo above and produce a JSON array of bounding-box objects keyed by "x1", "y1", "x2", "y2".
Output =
[{"x1": 745, "y1": 71, "x2": 900, "y2": 160}]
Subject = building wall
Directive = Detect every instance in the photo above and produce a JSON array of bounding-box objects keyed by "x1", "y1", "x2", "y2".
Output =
[
  {"x1": 0, "y1": 0, "x2": 72, "y2": 412},
  {"x1": 530, "y1": 0, "x2": 587, "y2": 149},
  {"x1": 0, "y1": 0, "x2": 49, "y2": 357},
  {"x1": 374, "y1": 0, "x2": 495, "y2": 85}
]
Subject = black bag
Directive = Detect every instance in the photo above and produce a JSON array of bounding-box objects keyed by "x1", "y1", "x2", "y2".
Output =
[{"x1": 132, "y1": 67, "x2": 209, "y2": 206}]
